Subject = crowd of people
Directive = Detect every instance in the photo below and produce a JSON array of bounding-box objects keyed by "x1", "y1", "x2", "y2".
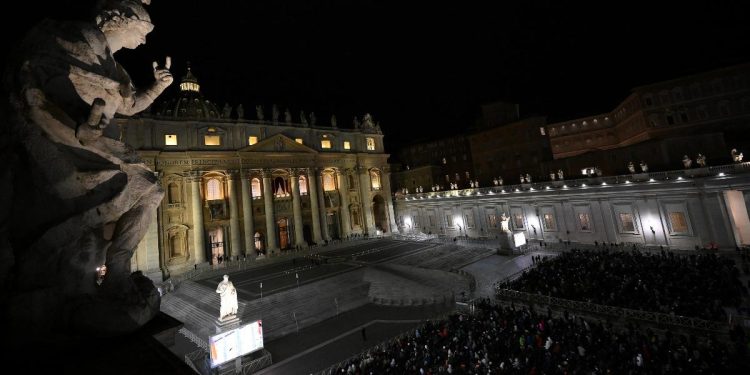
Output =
[
  {"x1": 498, "y1": 249, "x2": 745, "y2": 321},
  {"x1": 326, "y1": 300, "x2": 747, "y2": 374}
]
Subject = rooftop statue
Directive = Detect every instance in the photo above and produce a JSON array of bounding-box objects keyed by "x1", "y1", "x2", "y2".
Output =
[
  {"x1": 255, "y1": 104, "x2": 264, "y2": 120},
  {"x1": 1, "y1": 0, "x2": 171, "y2": 337}
]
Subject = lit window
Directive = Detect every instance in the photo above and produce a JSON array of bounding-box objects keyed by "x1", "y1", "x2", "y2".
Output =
[
  {"x1": 370, "y1": 170, "x2": 381, "y2": 190},
  {"x1": 619, "y1": 213, "x2": 636, "y2": 232},
  {"x1": 251, "y1": 178, "x2": 262, "y2": 197},
  {"x1": 206, "y1": 178, "x2": 222, "y2": 200},
  {"x1": 539, "y1": 127, "x2": 546, "y2": 136},
  {"x1": 321, "y1": 139, "x2": 332, "y2": 149},
  {"x1": 578, "y1": 213, "x2": 590, "y2": 231},
  {"x1": 295, "y1": 138, "x2": 303, "y2": 144},
  {"x1": 366, "y1": 137, "x2": 375, "y2": 151},
  {"x1": 248, "y1": 136, "x2": 258, "y2": 145},
  {"x1": 669, "y1": 212, "x2": 689, "y2": 233},
  {"x1": 343, "y1": 141, "x2": 351, "y2": 150},
  {"x1": 299, "y1": 176, "x2": 308, "y2": 195},
  {"x1": 543, "y1": 213, "x2": 556, "y2": 231},
  {"x1": 322, "y1": 173, "x2": 336, "y2": 191},
  {"x1": 204, "y1": 135, "x2": 221, "y2": 146},
  {"x1": 165, "y1": 134, "x2": 178, "y2": 146}
]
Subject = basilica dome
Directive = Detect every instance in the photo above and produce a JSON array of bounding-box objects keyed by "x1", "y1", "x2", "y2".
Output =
[{"x1": 154, "y1": 66, "x2": 222, "y2": 119}]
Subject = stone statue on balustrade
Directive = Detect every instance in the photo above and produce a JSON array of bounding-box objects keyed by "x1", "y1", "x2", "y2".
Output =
[
  {"x1": 627, "y1": 161, "x2": 636, "y2": 173},
  {"x1": 519, "y1": 174, "x2": 526, "y2": 183},
  {"x1": 549, "y1": 172, "x2": 556, "y2": 180},
  {"x1": 498, "y1": 177, "x2": 503, "y2": 186},
  {"x1": 272, "y1": 104, "x2": 279, "y2": 122},
  {"x1": 526, "y1": 173, "x2": 532, "y2": 183},
  {"x1": 500, "y1": 213, "x2": 511, "y2": 232},
  {"x1": 682, "y1": 155, "x2": 693, "y2": 169},
  {"x1": 222, "y1": 103, "x2": 232, "y2": 118},
  {"x1": 1, "y1": 0, "x2": 171, "y2": 337},
  {"x1": 300, "y1": 110, "x2": 308, "y2": 126},
  {"x1": 310, "y1": 112, "x2": 316, "y2": 126},
  {"x1": 216, "y1": 275, "x2": 238, "y2": 321},
  {"x1": 256, "y1": 104, "x2": 264, "y2": 120},
  {"x1": 640, "y1": 161, "x2": 649, "y2": 173},
  {"x1": 331, "y1": 114, "x2": 338, "y2": 128},
  {"x1": 696, "y1": 153, "x2": 707, "y2": 167},
  {"x1": 557, "y1": 169, "x2": 564, "y2": 180},
  {"x1": 236, "y1": 104, "x2": 244, "y2": 119},
  {"x1": 284, "y1": 108, "x2": 292, "y2": 123},
  {"x1": 732, "y1": 148, "x2": 744, "y2": 163}
]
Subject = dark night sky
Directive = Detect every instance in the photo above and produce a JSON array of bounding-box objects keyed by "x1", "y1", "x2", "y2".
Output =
[{"x1": 4, "y1": 0, "x2": 750, "y2": 153}]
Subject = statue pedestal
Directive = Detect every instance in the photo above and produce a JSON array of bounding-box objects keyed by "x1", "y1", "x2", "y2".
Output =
[
  {"x1": 632, "y1": 173, "x2": 649, "y2": 182},
  {"x1": 214, "y1": 316, "x2": 241, "y2": 334},
  {"x1": 498, "y1": 232, "x2": 516, "y2": 250}
]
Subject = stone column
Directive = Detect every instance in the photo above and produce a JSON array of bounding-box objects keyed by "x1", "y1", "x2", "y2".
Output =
[
  {"x1": 262, "y1": 170, "x2": 278, "y2": 253},
  {"x1": 190, "y1": 173, "x2": 206, "y2": 264},
  {"x1": 317, "y1": 171, "x2": 330, "y2": 241},
  {"x1": 240, "y1": 170, "x2": 255, "y2": 256},
  {"x1": 336, "y1": 169, "x2": 352, "y2": 238},
  {"x1": 358, "y1": 166, "x2": 375, "y2": 234},
  {"x1": 290, "y1": 169, "x2": 306, "y2": 247},
  {"x1": 307, "y1": 168, "x2": 323, "y2": 244},
  {"x1": 227, "y1": 171, "x2": 242, "y2": 259},
  {"x1": 381, "y1": 166, "x2": 399, "y2": 233}
]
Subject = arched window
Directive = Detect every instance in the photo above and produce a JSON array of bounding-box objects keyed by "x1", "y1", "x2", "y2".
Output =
[
  {"x1": 348, "y1": 174, "x2": 356, "y2": 190},
  {"x1": 251, "y1": 178, "x2": 262, "y2": 198},
  {"x1": 323, "y1": 172, "x2": 336, "y2": 191},
  {"x1": 299, "y1": 176, "x2": 308, "y2": 195},
  {"x1": 370, "y1": 170, "x2": 381, "y2": 190},
  {"x1": 206, "y1": 178, "x2": 222, "y2": 200},
  {"x1": 274, "y1": 176, "x2": 288, "y2": 197},
  {"x1": 366, "y1": 137, "x2": 375, "y2": 151},
  {"x1": 168, "y1": 183, "x2": 180, "y2": 204}
]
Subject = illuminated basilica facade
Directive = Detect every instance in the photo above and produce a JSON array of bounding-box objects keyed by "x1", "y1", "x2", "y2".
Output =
[{"x1": 124, "y1": 68, "x2": 397, "y2": 280}]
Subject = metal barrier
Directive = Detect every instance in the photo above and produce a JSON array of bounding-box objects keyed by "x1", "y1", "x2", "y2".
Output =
[{"x1": 495, "y1": 288, "x2": 727, "y2": 332}]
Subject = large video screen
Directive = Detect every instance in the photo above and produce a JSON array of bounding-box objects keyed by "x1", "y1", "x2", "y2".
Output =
[
  {"x1": 209, "y1": 320, "x2": 264, "y2": 368},
  {"x1": 513, "y1": 232, "x2": 526, "y2": 247}
]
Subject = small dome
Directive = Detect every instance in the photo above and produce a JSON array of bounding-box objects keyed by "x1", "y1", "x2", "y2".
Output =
[{"x1": 154, "y1": 65, "x2": 222, "y2": 120}]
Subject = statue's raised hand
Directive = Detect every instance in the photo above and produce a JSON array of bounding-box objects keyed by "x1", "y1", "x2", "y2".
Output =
[{"x1": 152, "y1": 56, "x2": 173, "y2": 88}]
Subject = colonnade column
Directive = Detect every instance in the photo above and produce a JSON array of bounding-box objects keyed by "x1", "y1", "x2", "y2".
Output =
[
  {"x1": 307, "y1": 168, "x2": 323, "y2": 244},
  {"x1": 290, "y1": 169, "x2": 306, "y2": 247},
  {"x1": 240, "y1": 170, "x2": 255, "y2": 256},
  {"x1": 262, "y1": 170, "x2": 279, "y2": 253},
  {"x1": 357, "y1": 166, "x2": 375, "y2": 234},
  {"x1": 336, "y1": 169, "x2": 352, "y2": 238},
  {"x1": 227, "y1": 171, "x2": 242, "y2": 259},
  {"x1": 190, "y1": 173, "x2": 206, "y2": 264},
  {"x1": 381, "y1": 166, "x2": 399, "y2": 233},
  {"x1": 317, "y1": 171, "x2": 330, "y2": 241}
]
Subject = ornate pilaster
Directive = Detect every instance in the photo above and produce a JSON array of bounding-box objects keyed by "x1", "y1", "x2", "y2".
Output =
[
  {"x1": 317, "y1": 170, "x2": 330, "y2": 241},
  {"x1": 240, "y1": 169, "x2": 255, "y2": 256},
  {"x1": 336, "y1": 168, "x2": 352, "y2": 238},
  {"x1": 262, "y1": 169, "x2": 279, "y2": 253},
  {"x1": 190, "y1": 172, "x2": 206, "y2": 264},
  {"x1": 357, "y1": 166, "x2": 375, "y2": 234},
  {"x1": 307, "y1": 168, "x2": 323, "y2": 243},
  {"x1": 290, "y1": 169, "x2": 306, "y2": 247},
  {"x1": 381, "y1": 165, "x2": 399, "y2": 233},
  {"x1": 227, "y1": 171, "x2": 242, "y2": 258}
]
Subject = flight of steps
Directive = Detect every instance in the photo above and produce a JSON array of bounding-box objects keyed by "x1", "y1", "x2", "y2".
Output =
[
  {"x1": 365, "y1": 264, "x2": 468, "y2": 307},
  {"x1": 393, "y1": 244, "x2": 495, "y2": 271},
  {"x1": 161, "y1": 270, "x2": 372, "y2": 343}
]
